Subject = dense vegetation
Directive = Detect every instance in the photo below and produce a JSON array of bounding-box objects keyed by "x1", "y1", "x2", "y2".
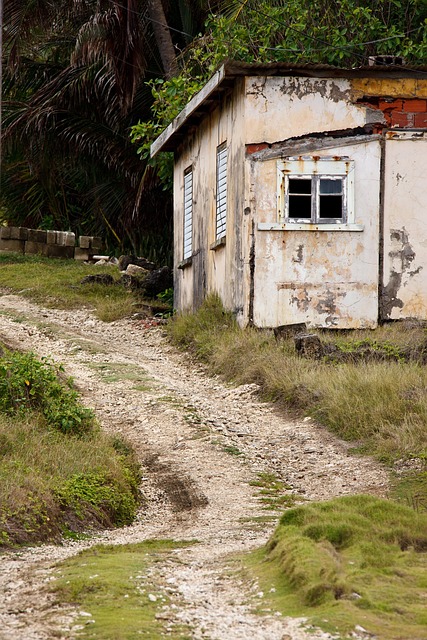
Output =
[
  {"x1": 0, "y1": 345, "x2": 141, "y2": 547},
  {"x1": 2, "y1": 1, "x2": 427, "y2": 258}
]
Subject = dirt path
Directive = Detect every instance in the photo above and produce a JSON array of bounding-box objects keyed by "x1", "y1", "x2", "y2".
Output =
[{"x1": 0, "y1": 294, "x2": 390, "y2": 640}]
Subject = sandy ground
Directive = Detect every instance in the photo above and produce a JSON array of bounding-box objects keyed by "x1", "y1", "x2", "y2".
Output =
[{"x1": 0, "y1": 293, "x2": 389, "y2": 639}]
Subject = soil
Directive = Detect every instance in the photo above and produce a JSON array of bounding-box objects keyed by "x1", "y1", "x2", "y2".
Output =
[{"x1": 0, "y1": 293, "x2": 390, "y2": 640}]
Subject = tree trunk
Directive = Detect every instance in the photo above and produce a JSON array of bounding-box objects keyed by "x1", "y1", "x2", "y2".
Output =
[{"x1": 147, "y1": 0, "x2": 178, "y2": 79}]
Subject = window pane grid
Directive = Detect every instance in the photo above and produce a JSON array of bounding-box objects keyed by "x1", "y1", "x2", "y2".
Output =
[{"x1": 285, "y1": 174, "x2": 346, "y2": 223}]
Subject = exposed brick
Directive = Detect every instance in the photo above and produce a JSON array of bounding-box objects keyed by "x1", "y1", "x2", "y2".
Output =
[
  {"x1": 0, "y1": 239, "x2": 25, "y2": 253},
  {"x1": 390, "y1": 111, "x2": 415, "y2": 128},
  {"x1": 246, "y1": 142, "x2": 269, "y2": 155},
  {"x1": 403, "y1": 99, "x2": 427, "y2": 113},
  {"x1": 25, "y1": 241, "x2": 49, "y2": 256},
  {"x1": 414, "y1": 112, "x2": 427, "y2": 127},
  {"x1": 379, "y1": 99, "x2": 403, "y2": 112}
]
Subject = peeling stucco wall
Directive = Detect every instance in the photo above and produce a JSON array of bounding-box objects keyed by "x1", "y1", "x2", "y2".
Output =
[
  {"x1": 381, "y1": 133, "x2": 427, "y2": 320},
  {"x1": 248, "y1": 140, "x2": 381, "y2": 329}
]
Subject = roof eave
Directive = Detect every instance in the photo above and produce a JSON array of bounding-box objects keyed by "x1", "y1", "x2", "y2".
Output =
[{"x1": 150, "y1": 65, "x2": 227, "y2": 157}]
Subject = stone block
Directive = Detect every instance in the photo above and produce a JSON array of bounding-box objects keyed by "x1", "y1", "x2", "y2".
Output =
[
  {"x1": 294, "y1": 334, "x2": 323, "y2": 359},
  {"x1": 36, "y1": 229, "x2": 47, "y2": 243},
  {"x1": 91, "y1": 236, "x2": 103, "y2": 250},
  {"x1": 79, "y1": 236, "x2": 91, "y2": 249},
  {"x1": 25, "y1": 241, "x2": 49, "y2": 256},
  {"x1": 0, "y1": 227, "x2": 11, "y2": 240},
  {"x1": 0, "y1": 238, "x2": 25, "y2": 253},
  {"x1": 74, "y1": 247, "x2": 91, "y2": 261},
  {"x1": 9, "y1": 227, "x2": 26, "y2": 240},
  {"x1": 64, "y1": 232, "x2": 76, "y2": 247},
  {"x1": 46, "y1": 230, "x2": 57, "y2": 245},
  {"x1": 27, "y1": 229, "x2": 38, "y2": 242},
  {"x1": 46, "y1": 244, "x2": 74, "y2": 259},
  {"x1": 56, "y1": 231, "x2": 66, "y2": 246}
]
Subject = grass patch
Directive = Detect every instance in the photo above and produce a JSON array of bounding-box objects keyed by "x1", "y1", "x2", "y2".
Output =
[
  {"x1": 169, "y1": 296, "x2": 427, "y2": 505},
  {"x1": 0, "y1": 253, "x2": 138, "y2": 321},
  {"x1": 52, "y1": 540, "x2": 193, "y2": 639},
  {"x1": 250, "y1": 472, "x2": 298, "y2": 510},
  {"x1": 243, "y1": 495, "x2": 427, "y2": 639},
  {"x1": 0, "y1": 347, "x2": 141, "y2": 546},
  {"x1": 87, "y1": 362, "x2": 152, "y2": 389}
]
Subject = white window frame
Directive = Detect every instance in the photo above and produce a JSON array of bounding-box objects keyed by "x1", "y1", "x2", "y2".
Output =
[
  {"x1": 183, "y1": 167, "x2": 193, "y2": 260},
  {"x1": 259, "y1": 156, "x2": 363, "y2": 232},
  {"x1": 215, "y1": 143, "x2": 228, "y2": 239}
]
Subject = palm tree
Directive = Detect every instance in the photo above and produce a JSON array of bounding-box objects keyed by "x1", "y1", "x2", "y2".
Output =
[{"x1": 0, "y1": 0, "x2": 209, "y2": 258}]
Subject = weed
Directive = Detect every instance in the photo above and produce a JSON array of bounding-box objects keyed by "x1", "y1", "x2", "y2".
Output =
[
  {"x1": 223, "y1": 444, "x2": 244, "y2": 457},
  {"x1": 250, "y1": 472, "x2": 297, "y2": 510}
]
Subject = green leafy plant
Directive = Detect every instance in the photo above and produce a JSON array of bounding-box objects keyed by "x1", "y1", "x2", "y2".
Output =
[{"x1": 0, "y1": 349, "x2": 94, "y2": 435}]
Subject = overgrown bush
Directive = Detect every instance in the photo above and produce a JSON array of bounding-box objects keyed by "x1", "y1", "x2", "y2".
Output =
[{"x1": 0, "y1": 349, "x2": 94, "y2": 435}]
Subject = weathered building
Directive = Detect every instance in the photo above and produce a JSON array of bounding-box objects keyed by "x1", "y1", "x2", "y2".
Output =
[{"x1": 151, "y1": 61, "x2": 427, "y2": 329}]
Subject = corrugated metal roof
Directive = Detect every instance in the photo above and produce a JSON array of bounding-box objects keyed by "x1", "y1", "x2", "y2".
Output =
[{"x1": 151, "y1": 60, "x2": 427, "y2": 155}]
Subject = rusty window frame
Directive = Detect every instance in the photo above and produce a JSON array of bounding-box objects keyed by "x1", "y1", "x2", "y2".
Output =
[
  {"x1": 216, "y1": 142, "x2": 228, "y2": 239},
  {"x1": 278, "y1": 157, "x2": 355, "y2": 226},
  {"x1": 183, "y1": 167, "x2": 193, "y2": 260}
]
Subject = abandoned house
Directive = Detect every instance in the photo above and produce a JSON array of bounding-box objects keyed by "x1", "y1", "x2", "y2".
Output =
[{"x1": 151, "y1": 61, "x2": 427, "y2": 329}]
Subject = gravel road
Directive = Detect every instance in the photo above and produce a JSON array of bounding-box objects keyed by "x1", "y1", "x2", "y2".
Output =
[{"x1": 0, "y1": 293, "x2": 389, "y2": 639}]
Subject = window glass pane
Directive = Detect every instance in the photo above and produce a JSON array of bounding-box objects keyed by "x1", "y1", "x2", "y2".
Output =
[
  {"x1": 289, "y1": 178, "x2": 312, "y2": 194},
  {"x1": 319, "y1": 178, "x2": 342, "y2": 194},
  {"x1": 319, "y1": 195, "x2": 343, "y2": 219},
  {"x1": 289, "y1": 195, "x2": 312, "y2": 219}
]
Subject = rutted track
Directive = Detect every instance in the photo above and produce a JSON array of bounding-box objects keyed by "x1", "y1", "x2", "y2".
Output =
[{"x1": 0, "y1": 293, "x2": 389, "y2": 639}]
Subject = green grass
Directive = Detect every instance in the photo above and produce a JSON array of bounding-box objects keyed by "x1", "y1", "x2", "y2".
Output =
[
  {"x1": 243, "y1": 495, "x2": 427, "y2": 640},
  {"x1": 169, "y1": 295, "x2": 427, "y2": 506},
  {"x1": 87, "y1": 362, "x2": 152, "y2": 389},
  {"x1": 0, "y1": 347, "x2": 141, "y2": 546},
  {"x1": 0, "y1": 253, "x2": 137, "y2": 321},
  {"x1": 53, "y1": 540, "x2": 194, "y2": 639},
  {"x1": 250, "y1": 472, "x2": 299, "y2": 510}
]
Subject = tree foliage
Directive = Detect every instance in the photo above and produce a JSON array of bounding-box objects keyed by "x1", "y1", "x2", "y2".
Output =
[{"x1": 131, "y1": 0, "x2": 427, "y2": 177}]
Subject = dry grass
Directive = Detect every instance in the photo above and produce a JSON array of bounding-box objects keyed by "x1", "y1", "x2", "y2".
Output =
[{"x1": 169, "y1": 295, "x2": 427, "y2": 472}]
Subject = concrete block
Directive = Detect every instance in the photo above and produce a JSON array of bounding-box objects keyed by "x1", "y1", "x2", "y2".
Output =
[
  {"x1": 36, "y1": 229, "x2": 47, "y2": 243},
  {"x1": 0, "y1": 227, "x2": 11, "y2": 240},
  {"x1": 64, "y1": 232, "x2": 76, "y2": 247},
  {"x1": 74, "y1": 247, "x2": 91, "y2": 261},
  {"x1": 27, "y1": 229, "x2": 39, "y2": 242},
  {"x1": 91, "y1": 236, "x2": 103, "y2": 250},
  {"x1": 47, "y1": 244, "x2": 74, "y2": 259},
  {"x1": 56, "y1": 231, "x2": 64, "y2": 246},
  {"x1": 46, "y1": 230, "x2": 57, "y2": 245},
  {"x1": 25, "y1": 241, "x2": 49, "y2": 256},
  {"x1": 79, "y1": 236, "x2": 91, "y2": 249},
  {"x1": 0, "y1": 239, "x2": 25, "y2": 253}
]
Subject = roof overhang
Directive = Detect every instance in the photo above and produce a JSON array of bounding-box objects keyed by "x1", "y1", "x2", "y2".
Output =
[{"x1": 150, "y1": 60, "x2": 427, "y2": 156}]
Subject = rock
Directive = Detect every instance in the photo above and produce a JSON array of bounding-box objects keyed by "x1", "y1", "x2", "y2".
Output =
[
  {"x1": 274, "y1": 323, "x2": 307, "y2": 341},
  {"x1": 294, "y1": 333, "x2": 323, "y2": 359},
  {"x1": 139, "y1": 266, "x2": 172, "y2": 298},
  {"x1": 126, "y1": 264, "x2": 149, "y2": 277},
  {"x1": 80, "y1": 274, "x2": 114, "y2": 286},
  {"x1": 118, "y1": 255, "x2": 156, "y2": 272}
]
